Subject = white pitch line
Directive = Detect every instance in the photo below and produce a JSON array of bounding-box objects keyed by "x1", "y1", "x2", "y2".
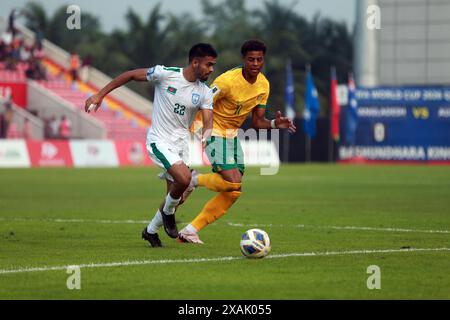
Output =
[
  {"x1": 1, "y1": 247, "x2": 449, "y2": 275},
  {"x1": 1, "y1": 217, "x2": 450, "y2": 234},
  {"x1": 321, "y1": 225, "x2": 450, "y2": 234},
  {"x1": 225, "y1": 222, "x2": 450, "y2": 234},
  {"x1": 0, "y1": 217, "x2": 149, "y2": 224}
]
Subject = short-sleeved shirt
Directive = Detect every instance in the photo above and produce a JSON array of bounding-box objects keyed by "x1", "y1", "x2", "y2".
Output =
[
  {"x1": 210, "y1": 67, "x2": 270, "y2": 137},
  {"x1": 146, "y1": 65, "x2": 213, "y2": 145}
]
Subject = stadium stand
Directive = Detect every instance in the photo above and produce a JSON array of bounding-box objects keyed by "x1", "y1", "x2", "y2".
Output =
[{"x1": 0, "y1": 17, "x2": 152, "y2": 142}]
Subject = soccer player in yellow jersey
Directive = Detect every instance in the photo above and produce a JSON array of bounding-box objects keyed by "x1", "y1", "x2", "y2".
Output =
[{"x1": 178, "y1": 39, "x2": 296, "y2": 243}]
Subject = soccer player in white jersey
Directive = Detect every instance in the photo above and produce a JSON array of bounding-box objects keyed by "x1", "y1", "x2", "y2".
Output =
[{"x1": 84, "y1": 43, "x2": 217, "y2": 247}]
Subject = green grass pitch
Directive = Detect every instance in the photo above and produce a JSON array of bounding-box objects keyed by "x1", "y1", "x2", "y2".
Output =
[{"x1": 0, "y1": 164, "x2": 449, "y2": 299}]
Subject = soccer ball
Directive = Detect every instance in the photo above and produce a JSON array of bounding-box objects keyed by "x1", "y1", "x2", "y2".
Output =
[{"x1": 240, "y1": 228, "x2": 271, "y2": 258}]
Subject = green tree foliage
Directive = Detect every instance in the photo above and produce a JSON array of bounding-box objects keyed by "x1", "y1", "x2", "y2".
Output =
[
  {"x1": 23, "y1": 0, "x2": 353, "y2": 116},
  {"x1": 24, "y1": 2, "x2": 48, "y2": 34}
]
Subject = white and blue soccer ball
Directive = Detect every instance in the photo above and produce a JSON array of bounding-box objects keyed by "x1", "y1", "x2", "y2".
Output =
[{"x1": 240, "y1": 228, "x2": 271, "y2": 258}]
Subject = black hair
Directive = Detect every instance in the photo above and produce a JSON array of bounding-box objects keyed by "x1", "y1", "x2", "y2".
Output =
[
  {"x1": 241, "y1": 39, "x2": 266, "y2": 57},
  {"x1": 189, "y1": 43, "x2": 217, "y2": 63}
]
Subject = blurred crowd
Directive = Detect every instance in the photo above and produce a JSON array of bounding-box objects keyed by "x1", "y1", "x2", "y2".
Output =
[
  {"x1": 0, "y1": 9, "x2": 79, "y2": 140},
  {"x1": 1, "y1": 94, "x2": 72, "y2": 140},
  {"x1": 0, "y1": 9, "x2": 47, "y2": 80},
  {"x1": 44, "y1": 114, "x2": 72, "y2": 140}
]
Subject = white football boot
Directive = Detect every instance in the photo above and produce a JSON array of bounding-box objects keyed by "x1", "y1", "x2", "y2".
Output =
[{"x1": 177, "y1": 227, "x2": 204, "y2": 244}]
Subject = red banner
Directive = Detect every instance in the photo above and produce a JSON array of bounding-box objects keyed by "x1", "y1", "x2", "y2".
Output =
[
  {"x1": 0, "y1": 82, "x2": 27, "y2": 107},
  {"x1": 27, "y1": 140, "x2": 73, "y2": 167},
  {"x1": 330, "y1": 68, "x2": 341, "y2": 141},
  {"x1": 114, "y1": 141, "x2": 153, "y2": 166}
]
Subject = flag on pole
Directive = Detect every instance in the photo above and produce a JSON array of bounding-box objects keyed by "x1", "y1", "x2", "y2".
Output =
[
  {"x1": 345, "y1": 72, "x2": 358, "y2": 144},
  {"x1": 285, "y1": 60, "x2": 296, "y2": 120},
  {"x1": 330, "y1": 67, "x2": 340, "y2": 141},
  {"x1": 303, "y1": 67, "x2": 320, "y2": 138}
]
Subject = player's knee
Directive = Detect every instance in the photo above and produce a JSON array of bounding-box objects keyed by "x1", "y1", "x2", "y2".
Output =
[
  {"x1": 173, "y1": 171, "x2": 191, "y2": 190},
  {"x1": 226, "y1": 176, "x2": 241, "y2": 184},
  {"x1": 178, "y1": 174, "x2": 191, "y2": 190},
  {"x1": 223, "y1": 180, "x2": 241, "y2": 192},
  {"x1": 221, "y1": 171, "x2": 242, "y2": 184}
]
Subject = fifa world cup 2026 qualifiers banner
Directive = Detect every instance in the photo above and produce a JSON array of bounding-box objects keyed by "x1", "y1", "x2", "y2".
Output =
[{"x1": 339, "y1": 86, "x2": 450, "y2": 163}]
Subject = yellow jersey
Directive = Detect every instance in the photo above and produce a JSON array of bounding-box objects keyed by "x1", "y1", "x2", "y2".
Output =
[{"x1": 210, "y1": 67, "x2": 270, "y2": 137}]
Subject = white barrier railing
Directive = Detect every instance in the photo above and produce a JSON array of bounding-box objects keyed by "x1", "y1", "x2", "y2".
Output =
[
  {"x1": 0, "y1": 96, "x2": 44, "y2": 140},
  {"x1": 27, "y1": 80, "x2": 106, "y2": 139}
]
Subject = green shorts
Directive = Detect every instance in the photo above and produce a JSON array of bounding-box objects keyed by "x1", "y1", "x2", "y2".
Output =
[{"x1": 205, "y1": 136, "x2": 245, "y2": 174}]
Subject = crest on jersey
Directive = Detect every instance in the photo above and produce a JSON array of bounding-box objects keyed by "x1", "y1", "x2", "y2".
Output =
[{"x1": 192, "y1": 93, "x2": 200, "y2": 105}]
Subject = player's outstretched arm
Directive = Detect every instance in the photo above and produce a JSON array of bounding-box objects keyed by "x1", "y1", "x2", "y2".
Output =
[
  {"x1": 84, "y1": 68, "x2": 148, "y2": 113},
  {"x1": 251, "y1": 108, "x2": 297, "y2": 133}
]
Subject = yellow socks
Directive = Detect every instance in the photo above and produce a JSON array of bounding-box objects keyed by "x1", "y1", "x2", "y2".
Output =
[
  {"x1": 191, "y1": 191, "x2": 241, "y2": 231},
  {"x1": 191, "y1": 173, "x2": 242, "y2": 231},
  {"x1": 197, "y1": 173, "x2": 241, "y2": 192}
]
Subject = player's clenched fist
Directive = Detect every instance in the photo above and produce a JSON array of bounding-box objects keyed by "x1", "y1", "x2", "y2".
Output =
[{"x1": 85, "y1": 94, "x2": 103, "y2": 113}]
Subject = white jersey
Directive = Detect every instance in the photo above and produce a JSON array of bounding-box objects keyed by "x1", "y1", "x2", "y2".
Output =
[{"x1": 146, "y1": 65, "x2": 213, "y2": 146}]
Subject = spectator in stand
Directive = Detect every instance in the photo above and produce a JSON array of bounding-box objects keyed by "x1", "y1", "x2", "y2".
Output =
[
  {"x1": 20, "y1": 43, "x2": 32, "y2": 63},
  {"x1": 8, "y1": 37, "x2": 22, "y2": 70},
  {"x1": 35, "y1": 28, "x2": 44, "y2": 49},
  {"x1": 59, "y1": 115, "x2": 72, "y2": 139},
  {"x1": 80, "y1": 54, "x2": 92, "y2": 83},
  {"x1": 32, "y1": 42, "x2": 46, "y2": 80},
  {"x1": 33, "y1": 42, "x2": 45, "y2": 60},
  {"x1": 0, "y1": 39, "x2": 7, "y2": 62},
  {"x1": 1, "y1": 96, "x2": 14, "y2": 138},
  {"x1": 4, "y1": 95, "x2": 19, "y2": 139},
  {"x1": 43, "y1": 118, "x2": 51, "y2": 139},
  {"x1": 37, "y1": 61, "x2": 47, "y2": 80},
  {"x1": 23, "y1": 118, "x2": 32, "y2": 140},
  {"x1": 6, "y1": 122, "x2": 19, "y2": 139},
  {"x1": 25, "y1": 58, "x2": 38, "y2": 79},
  {"x1": 25, "y1": 57, "x2": 46, "y2": 80},
  {"x1": 69, "y1": 51, "x2": 80, "y2": 83},
  {"x1": 1, "y1": 29, "x2": 13, "y2": 48},
  {"x1": 45, "y1": 115, "x2": 58, "y2": 139},
  {"x1": 8, "y1": 9, "x2": 24, "y2": 38},
  {"x1": 2, "y1": 29, "x2": 15, "y2": 70},
  {"x1": 0, "y1": 100, "x2": 6, "y2": 138}
]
